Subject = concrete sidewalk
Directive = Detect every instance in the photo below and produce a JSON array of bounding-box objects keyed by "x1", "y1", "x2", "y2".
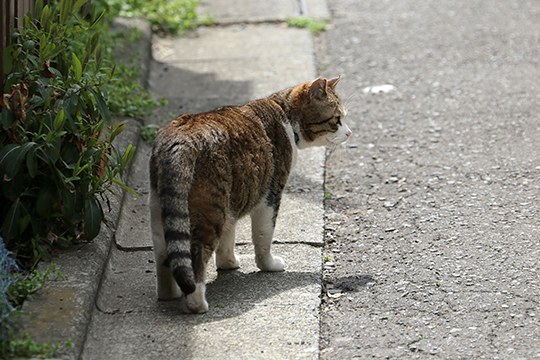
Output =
[
  {"x1": 24, "y1": 1, "x2": 332, "y2": 359},
  {"x1": 83, "y1": 2, "x2": 330, "y2": 358}
]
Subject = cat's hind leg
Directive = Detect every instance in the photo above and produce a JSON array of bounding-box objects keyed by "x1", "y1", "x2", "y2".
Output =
[
  {"x1": 181, "y1": 242, "x2": 213, "y2": 313},
  {"x1": 150, "y1": 187, "x2": 182, "y2": 300},
  {"x1": 215, "y1": 218, "x2": 240, "y2": 270},
  {"x1": 181, "y1": 218, "x2": 222, "y2": 313},
  {"x1": 250, "y1": 201, "x2": 285, "y2": 272}
]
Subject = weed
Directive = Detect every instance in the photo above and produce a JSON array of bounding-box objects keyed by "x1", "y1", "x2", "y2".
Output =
[
  {"x1": 196, "y1": 14, "x2": 215, "y2": 27},
  {"x1": 1, "y1": 240, "x2": 66, "y2": 359},
  {"x1": 286, "y1": 17, "x2": 328, "y2": 34},
  {"x1": 324, "y1": 188, "x2": 334, "y2": 200},
  {"x1": 7, "y1": 264, "x2": 61, "y2": 307},
  {"x1": 0, "y1": 334, "x2": 72, "y2": 359},
  {"x1": 140, "y1": 124, "x2": 160, "y2": 144},
  {"x1": 97, "y1": 0, "x2": 201, "y2": 34}
]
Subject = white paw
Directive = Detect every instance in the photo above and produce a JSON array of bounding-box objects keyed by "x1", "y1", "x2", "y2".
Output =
[
  {"x1": 216, "y1": 255, "x2": 240, "y2": 270},
  {"x1": 256, "y1": 255, "x2": 286, "y2": 272},
  {"x1": 180, "y1": 283, "x2": 209, "y2": 314}
]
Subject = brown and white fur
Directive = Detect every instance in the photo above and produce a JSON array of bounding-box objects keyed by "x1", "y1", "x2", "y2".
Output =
[{"x1": 149, "y1": 77, "x2": 351, "y2": 313}]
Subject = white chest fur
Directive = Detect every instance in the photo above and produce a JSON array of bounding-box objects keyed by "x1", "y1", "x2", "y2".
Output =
[{"x1": 282, "y1": 122, "x2": 298, "y2": 169}]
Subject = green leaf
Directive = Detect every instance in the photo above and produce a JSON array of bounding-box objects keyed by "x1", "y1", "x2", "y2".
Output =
[
  {"x1": 59, "y1": 0, "x2": 71, "y2": 25},
  {"x1": 26, "y1": 145, "x2": 38, "y2": 177},
  {"x1": 108, "y1": 122, "x2": 125, "y2": 141},
  {"x1": 112, "y1": 177, "x2": 139, "y2": 198},
  {"x1": 62, "y1": 188, "x2": 83, "y2": 223},
  {"x1": 121, "y1": 144, "x2": 136, "y2": 166},
  {"x1": 73, "y1": 0, "x2": 88, "y2": 14},
  {"x1": 0, "y1": 143, "x2": 36, "y2": 178},
  {"x1": 54, "y1": 108, "x2": 66, "y2": 130},
  {"x1": 2, "y1": 198, "x2": 23, "y2": 240},
  {"x1": 91, "y1": 89, "x2": 111, "y2": 123},
  {"x1": 35, "y1": 0, "x2": 44, "y2": 17},
  {"x1": 0, "y1": 144, "x2": 18, "y2": 166},
  {"x1": 89, "y1": 10, "x2": 106, "y2": 28},
  {"x1": 71, "y1": 53, "x2": 83, "y2": 80},
  {"x1": 84, "y1": 197, "x2": 102, "y2": 239},
  {"x1": 0, "y1": 108, "x2": 16, "y2": 130},
  {"x1": 40, "y1": 4, "x2": 50, "y2": 27}
]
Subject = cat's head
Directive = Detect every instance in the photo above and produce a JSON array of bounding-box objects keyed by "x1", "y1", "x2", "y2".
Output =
[{"x1": 291, "y1": 76, "x2": 352, "y2": 149}]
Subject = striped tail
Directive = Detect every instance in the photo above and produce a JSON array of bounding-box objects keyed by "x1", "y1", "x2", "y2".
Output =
[{"x1": 151, "y1": 144, "x2": 197, "y2": 295}]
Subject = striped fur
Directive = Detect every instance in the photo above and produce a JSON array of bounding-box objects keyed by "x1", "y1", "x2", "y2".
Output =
[{"x1": 149, "y1": 77, "x2": 351, "y2": 313}]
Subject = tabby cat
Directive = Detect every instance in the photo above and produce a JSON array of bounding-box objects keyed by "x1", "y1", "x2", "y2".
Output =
[{"x1": 149, "y1": 76, "x2": 351, "y2": 313}]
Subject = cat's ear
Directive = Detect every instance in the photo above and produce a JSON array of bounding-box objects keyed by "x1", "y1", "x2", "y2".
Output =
[
  {"x1": 309, "y1": 78, "x2": 328, "y2": 100},
  {"x1": 327, "y1": 75, "x2": 342, "y2": 90}
]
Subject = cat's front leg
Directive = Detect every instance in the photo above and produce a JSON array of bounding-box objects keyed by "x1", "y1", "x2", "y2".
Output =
[
  {"x1": 250, "y1": 202, "x2": 285, "y2": 271},
  {"x1": 215, "y1": 219, "x2": 240, "y2": 270}
]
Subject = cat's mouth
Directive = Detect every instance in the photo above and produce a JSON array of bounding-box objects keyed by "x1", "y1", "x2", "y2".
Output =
[{"x1": 327, "y1": 123, "x2": 352, "y2": 145}]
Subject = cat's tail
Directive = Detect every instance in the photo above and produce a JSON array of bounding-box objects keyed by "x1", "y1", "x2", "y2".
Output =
[{"x1": 150, "y1": 140, "x2": 197, "y2": 295}]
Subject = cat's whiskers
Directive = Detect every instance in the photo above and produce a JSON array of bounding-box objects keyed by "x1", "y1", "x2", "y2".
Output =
[
  {"x1": 326, "y1": 143, "x2": 342, "y2": 160},
  {"x1": 343, "y1": 87, "x2": 362, "y2": 104}
]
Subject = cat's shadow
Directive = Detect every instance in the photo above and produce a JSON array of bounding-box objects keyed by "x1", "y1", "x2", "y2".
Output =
[{"x1": 157, "y1": 269, "x2": 320, "y2": 322}]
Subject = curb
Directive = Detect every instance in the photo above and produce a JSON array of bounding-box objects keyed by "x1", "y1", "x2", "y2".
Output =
[{"x1": 20, "y1": 19, "x2": 151, "y2": 360}]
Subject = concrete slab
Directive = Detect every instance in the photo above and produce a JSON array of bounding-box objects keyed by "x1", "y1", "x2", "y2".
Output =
[
  {"x1": 82, "y1": 243, "x2": 322, "y2": 360},
  {"x1": 150, "y1": 24, "x2": 315, "y2": 103},
  {"x1": 199, "y1": 0, "x2": 330, "y2": 24}
]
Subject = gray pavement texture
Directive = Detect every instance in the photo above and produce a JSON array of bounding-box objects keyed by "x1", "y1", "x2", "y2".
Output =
[{"x1": 316, "y1": 0, "x2": 540, "y2": 359}]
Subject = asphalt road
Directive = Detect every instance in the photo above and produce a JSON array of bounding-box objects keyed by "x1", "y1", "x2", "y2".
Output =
[{"x1": 315, "y1": 0, "x2": 540, "y2": 358}]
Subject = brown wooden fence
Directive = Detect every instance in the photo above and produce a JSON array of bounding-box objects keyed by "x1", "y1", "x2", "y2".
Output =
[{"x1": 0, "y1": 0, "x2": 37, "y2": 93}]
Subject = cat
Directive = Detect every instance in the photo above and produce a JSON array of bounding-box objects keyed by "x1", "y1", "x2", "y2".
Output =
[{"x1": 149, "y1": 76, "x2": 351, "y2": 313}]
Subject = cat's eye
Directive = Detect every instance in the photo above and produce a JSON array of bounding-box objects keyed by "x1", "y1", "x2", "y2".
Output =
[{"x1": 335, "y1": 116, "x2": 342, "y2": 126}]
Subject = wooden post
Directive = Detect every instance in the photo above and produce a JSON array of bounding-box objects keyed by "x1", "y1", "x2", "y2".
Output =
[{"x1": 0, "y1": 0, "x2": 36, "y2": 93}]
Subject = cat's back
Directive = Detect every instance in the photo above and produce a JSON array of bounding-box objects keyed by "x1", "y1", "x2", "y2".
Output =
[{"x1": 154, "y1": 105, "x2": 272, "y2": 149}]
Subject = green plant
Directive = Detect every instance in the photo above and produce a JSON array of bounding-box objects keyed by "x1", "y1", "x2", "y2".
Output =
[
  {"x1": 103, "y1": 29, "x2": 166, "y2": 118},
  {"x1": 324, "y1": 188, "x2": 334, "y2": 200},
  {"x1": 0, "y1": 0, "x2": 135, "y2": 265},
  {"x1": 323, "y1": 254, "x2": 334, "y2": 263},
  {"x1": 1, "y1": 242, "x2": 66, "y2": 359},
  {"x1": 105, "y1": 64, "x2": 165, "y2": 118},
  {"x1": 140, "y1": 124, "x2": 160, "y2": 143},
  {"x1": 7, "y1": 264, "x2": 61, "y2": 307},
  {"x1": 287, "y1": 17, "x2": 328, "y2": 33},
  {"x1": 0, "y1": 334, "x2": 71, "y2": 359},
  {"x1": 96, "y1": 0, "x2": 200, "y2": 34},
  {"x1": 1, "y1": 264, "x2": 60, "y2": 340}
]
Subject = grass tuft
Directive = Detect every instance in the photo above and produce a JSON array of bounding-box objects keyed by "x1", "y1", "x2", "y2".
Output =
[{"x1": 287, "y1": 17, "x2": 328, "y2": 34}]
